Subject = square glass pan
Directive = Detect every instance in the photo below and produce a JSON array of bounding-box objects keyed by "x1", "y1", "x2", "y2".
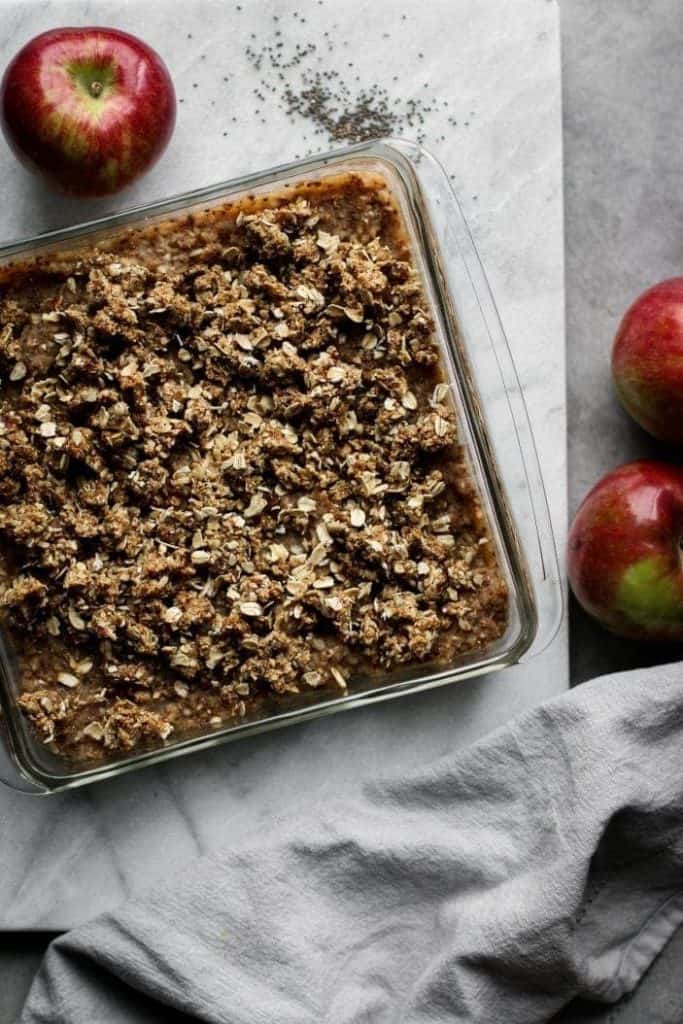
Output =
[{"x1": 0, "y1": 138, "x2": 562, "y2": 794}]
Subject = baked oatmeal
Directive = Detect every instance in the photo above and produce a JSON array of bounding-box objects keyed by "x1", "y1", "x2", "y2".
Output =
[{"x1": 0, "y1": 172, "x2": 507, "y2": 766}]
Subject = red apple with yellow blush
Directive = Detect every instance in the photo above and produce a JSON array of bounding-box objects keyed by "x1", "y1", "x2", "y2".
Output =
[
  {"x1": 612, "y1": 277, "x2": 683, "y2": 443},
  {"x1": 568, "y1": 461, "x2": 683, "y2": 640},
  {"x1": 1, "y1": 27, "x2": 175, "y2": 196}
]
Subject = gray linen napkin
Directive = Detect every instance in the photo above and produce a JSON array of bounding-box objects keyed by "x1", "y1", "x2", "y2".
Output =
[{"x1": 19, "y1": 663, "x2": 683, "y2": 1023}]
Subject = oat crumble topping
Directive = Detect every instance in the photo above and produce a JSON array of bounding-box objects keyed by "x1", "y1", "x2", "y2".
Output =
[{"x1": 0, "y1": 172, "x2": 507, "y2": 766}]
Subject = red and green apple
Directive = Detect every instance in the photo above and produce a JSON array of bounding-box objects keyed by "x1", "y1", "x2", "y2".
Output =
[
  {"x1": 1, "y1": 27, "x2": 175, "y2": 196},
  {"x1": 568, "y1": 460, "x2": 683, "y2": 640},
  {"x1": 612, "y1": 277, "x2": 683, "y2": 443}
]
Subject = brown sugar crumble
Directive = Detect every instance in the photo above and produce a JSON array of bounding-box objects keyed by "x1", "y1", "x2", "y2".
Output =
[{"x1": 0, "y1": 172, "x2": 507, "y2": 767}]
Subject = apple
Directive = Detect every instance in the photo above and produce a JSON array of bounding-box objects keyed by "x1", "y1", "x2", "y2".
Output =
[
  {"x1": 611, "y1": 277, "x2": 683, "y2": 443},
  {"x1": 568, "y1": 460, "x2": 683, "y2": 640},
  {"x1": 1, "y1": 27, "x2": 176, "y2": 197}
]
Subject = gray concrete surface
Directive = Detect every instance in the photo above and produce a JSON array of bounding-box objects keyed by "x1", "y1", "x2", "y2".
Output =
[
  {"x1": 565, "y1": 0, "x2": 683, "y2": 685},
  {"x1": 0, "y1": 937, "x2": 51, "y2": 1023},
  {"x1": 561, "y1": 2, "x2": 683, "y2": 1018},
  {"x1": 2, "y1": 1, "x2": 683, "y2": 1020}
]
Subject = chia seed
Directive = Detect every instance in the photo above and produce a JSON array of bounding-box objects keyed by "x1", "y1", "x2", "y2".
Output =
[{"x1": 242, "y1": 17, "x2": 449, "y2": 148}]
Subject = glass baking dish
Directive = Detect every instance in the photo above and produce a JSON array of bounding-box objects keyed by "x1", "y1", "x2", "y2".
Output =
[{"x1": 0, "y1": 138, "x2": 562, "y2": 795}]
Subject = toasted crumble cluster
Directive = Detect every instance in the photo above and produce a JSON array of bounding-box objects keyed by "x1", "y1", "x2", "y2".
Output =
[{"x1": 0, "y1": 173, "x2": 507, "y2": 765}]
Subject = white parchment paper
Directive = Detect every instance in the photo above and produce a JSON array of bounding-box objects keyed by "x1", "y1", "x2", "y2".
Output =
[{"x1": 0, "y1": 0, "x2": 565, "y2": 929}]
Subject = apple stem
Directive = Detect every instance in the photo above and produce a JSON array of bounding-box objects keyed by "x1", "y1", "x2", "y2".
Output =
[{"x1": 89, "y1": 81, "x2": 104, "y2": 98}]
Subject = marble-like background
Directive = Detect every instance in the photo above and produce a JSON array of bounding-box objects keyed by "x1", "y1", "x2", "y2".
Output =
[{"x1": 0, "y1": 0, "x2": 566, "y2": 928}]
